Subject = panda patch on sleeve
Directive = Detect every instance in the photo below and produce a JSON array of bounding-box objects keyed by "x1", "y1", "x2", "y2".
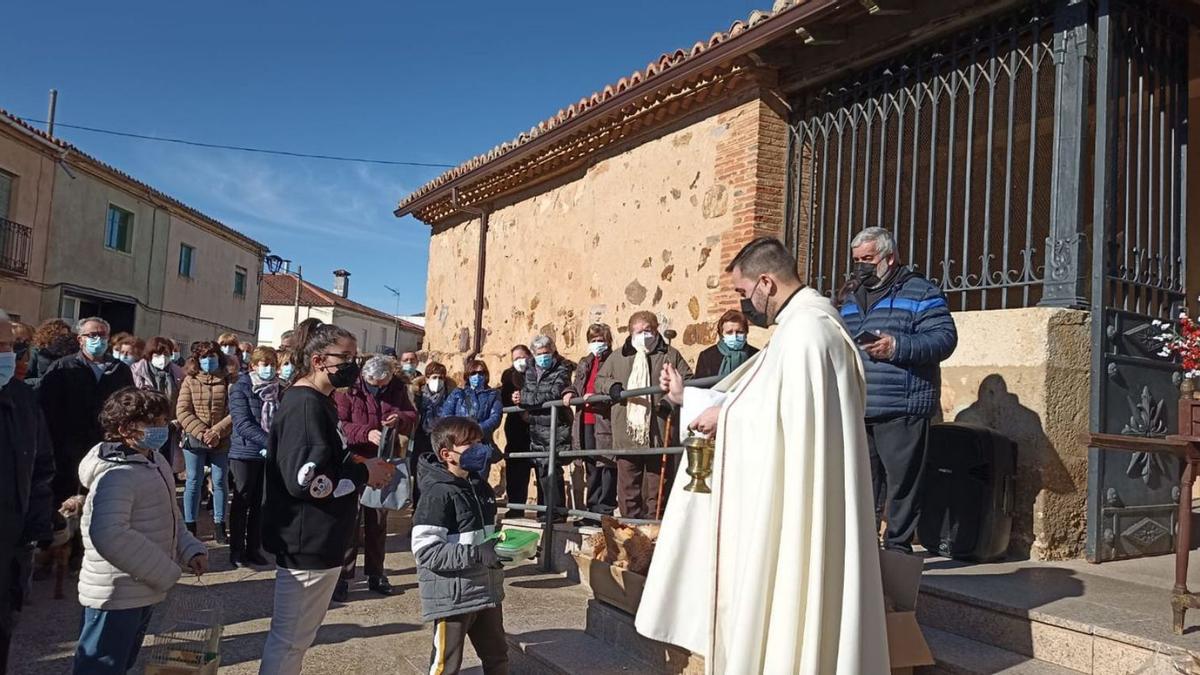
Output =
[{"x1": 308, "y1": 475, "x2": 334, "y2": 499}]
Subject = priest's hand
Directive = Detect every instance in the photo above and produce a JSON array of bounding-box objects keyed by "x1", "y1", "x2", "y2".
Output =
[
  {"x1": 689, "y1": 405, "x2": 721, "y2": 437},
  {"x1": 864, "y1": 333, "x2": 897, "y2": 361},
  {"x1": 660, "y1": 363, "x2": 685, "y2": 405}
]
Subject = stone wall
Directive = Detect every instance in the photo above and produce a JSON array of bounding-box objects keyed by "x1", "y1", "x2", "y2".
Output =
[
  {"x1": 940, "y1": 307, "x2": 1091, "y2": 560},
  {"x1": 422, "y1": 90, "x2": 788, "y2": 377}
]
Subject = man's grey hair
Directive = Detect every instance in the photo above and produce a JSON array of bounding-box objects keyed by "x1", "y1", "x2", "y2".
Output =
[
  {"x1": 851, "y1": 227, "x2": 896, "y2": 258},
  {"x1": 75, "y1": 316, "x2": 110, "y2": 334},
  {"x1": 362, "y1": 355, "x2": 395, "y2": 382},
  {"x1": 531, "y1": 334, "x2": 556, "y2": 352}
]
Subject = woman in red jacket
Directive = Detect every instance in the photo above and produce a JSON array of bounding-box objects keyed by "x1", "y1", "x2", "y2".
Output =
[{"x1": 333, "y1": 355, "x2": 417, "y2": 601}]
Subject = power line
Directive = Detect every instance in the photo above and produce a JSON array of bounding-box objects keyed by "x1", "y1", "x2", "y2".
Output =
[{"x1": 17, "y1": 116, "x2": 457, "y2": 169}]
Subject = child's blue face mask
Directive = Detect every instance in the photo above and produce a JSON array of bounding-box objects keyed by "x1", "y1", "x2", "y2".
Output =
[
  {"x1": 458, "y1": 443, "x2": 491, "y2": 474},
  {"x1": 137, "y1": 425, "x2": 170, "y2": 451}
]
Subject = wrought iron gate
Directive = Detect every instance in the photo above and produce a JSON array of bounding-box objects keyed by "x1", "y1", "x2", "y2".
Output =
[
  {"x1": 786, "y1": 0, "x2": 1191, "y2": 561},
  {"x1": 1086, "y1": 0, "x2": 1188, "y2": 562}
]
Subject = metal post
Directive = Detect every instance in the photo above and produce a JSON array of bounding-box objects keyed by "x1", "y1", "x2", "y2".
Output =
[
  {"x1": 1041, "y1": 0, "x2": 1091, "y2": 308},
  {"x1": 292, "y1": 265, "x2": 302, "y2": 330},
  {"x1": 541, "y1": 405, "x2": 558, "y2": 572},
  {"x1": 46, "y1": 89, "x2": 57, "y2": 138}
]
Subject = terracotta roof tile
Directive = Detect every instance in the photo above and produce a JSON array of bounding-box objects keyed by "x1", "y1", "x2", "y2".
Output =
[
  {"x1": 396, "y1": 2, "x2": 808, "y2": 214},
  {"x1": 0, "y1": 107, "x2": 268, "y2": 254},
  {"x1": 260, "y1": 274, "x2": 424, "y2": 333}
]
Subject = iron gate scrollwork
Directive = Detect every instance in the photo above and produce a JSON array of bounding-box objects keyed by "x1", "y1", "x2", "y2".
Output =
[
  {"x1": 786, "y1": 2, "x2": 1059, "y2": 310},
  {"x1": 785, "y1": 0, "x2": 1190, "y2": 562},
  {"x1": 1087, "y1": 0, "x2": 1188, "y2": 562}
]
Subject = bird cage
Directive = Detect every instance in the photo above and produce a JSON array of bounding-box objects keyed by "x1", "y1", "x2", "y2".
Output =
[{"x1": 144, "y1": 578, "x2": 222, "y2": 674}]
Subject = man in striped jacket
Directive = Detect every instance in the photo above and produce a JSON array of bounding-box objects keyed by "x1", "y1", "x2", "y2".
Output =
[{"x1": 840, "y1": 227, "x2": 958, "y2": 553}]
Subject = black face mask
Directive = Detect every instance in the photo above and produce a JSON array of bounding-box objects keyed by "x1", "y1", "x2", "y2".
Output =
[
  {"x1": 852, "y1": 261, "x2": 881, "y2": 288},
  {"x1": 740, "y1": 280, "x2": 770, "y2": 328},
  {"x1": 326, "y1": 361, "x2": 361, "y2": 389}
]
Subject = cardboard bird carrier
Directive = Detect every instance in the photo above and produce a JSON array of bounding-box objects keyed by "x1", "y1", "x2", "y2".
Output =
[{"x1": 144, "y1": 578, "x2": 222, "y2": 674}]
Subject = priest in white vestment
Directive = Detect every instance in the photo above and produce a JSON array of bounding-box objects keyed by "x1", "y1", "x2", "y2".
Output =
[{"x1": 635, "y1": 237, "x2": 889, "y2": 674}]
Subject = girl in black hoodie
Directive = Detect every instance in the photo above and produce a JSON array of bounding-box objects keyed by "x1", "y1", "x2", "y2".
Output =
[{"x1": 259, "y1": 320, "x2": 394, "y2": 675}]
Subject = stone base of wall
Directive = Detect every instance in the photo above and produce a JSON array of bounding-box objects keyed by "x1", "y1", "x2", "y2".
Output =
[{"x1": 939, "y1": 307, "x2": 1091, "y2": 561}]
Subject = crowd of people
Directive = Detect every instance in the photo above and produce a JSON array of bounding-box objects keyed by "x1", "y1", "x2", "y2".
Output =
[{"x1": 0, "y1": 227, "x2": 958, "y2": 674}]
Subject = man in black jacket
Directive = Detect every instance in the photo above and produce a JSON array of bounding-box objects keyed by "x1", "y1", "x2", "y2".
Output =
[
  {"x1": 521, "y1": 335, "x2": 573, "y2": 523},
  {"x1": 37, "y1": 317, "x2": 133, "y2": 502},
  {"x1": 0, "y1": 313, "x2": 55, "y2": 674}
]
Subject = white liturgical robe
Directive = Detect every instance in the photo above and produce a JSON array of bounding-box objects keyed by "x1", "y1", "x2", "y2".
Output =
[{"x1": 634, "y1": 287, "x2": 889, "y2": 675}]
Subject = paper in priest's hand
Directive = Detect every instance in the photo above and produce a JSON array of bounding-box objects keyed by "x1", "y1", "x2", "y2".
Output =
[{"x1": 682, "y1": 387, "x2": 726, "y2": 436}]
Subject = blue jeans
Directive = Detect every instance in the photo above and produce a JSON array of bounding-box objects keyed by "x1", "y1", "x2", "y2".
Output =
[
  {"x1": 183, "y1": 448, "x2": 229, "y2": 524},
  {"x1": 73, "y1": 605, "x2": 155, "y2": 674}
]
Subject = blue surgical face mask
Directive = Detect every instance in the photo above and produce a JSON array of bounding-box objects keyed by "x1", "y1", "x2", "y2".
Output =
[
  {"x1": 458, "y1": 443, "x2": 491, "y2": 474},
  {"x1": 280, "y1": 363, "x2": 295, "y2": 380},
  {"x1": 199, "y1": 356, "x2": 220, "y2": 374},
  {"x1": 723, "y1": 334, "x2": 747, "y2": 351},
  {"x1": 137, "y1": 425, "x2": 170, "y2": 452},
  {"x1": 534, "y1": 354, "x2": 554, "y2": 369},
  {"x1": 172, "y1": 352, "x2": 182, "y2": 362},
  {"x1": 220, "y1": 345, "x2": 237, "y2": 357},
  {"x1": 84, "y1": 336, "x2": 108, "y2": 359},
  {"x1": 0, "y1": 351, "x2": 14, "y2": 388},
  {"x1": 588, "y1": 341, "x2": 608, "y2": 357},
  {"x1": 112, "y1": 349, "x2": 121, "y2": 360},
  {"x1": 468, "y1": 373, "x2": 486, "y2": 389},
  {"x1": 241, "y1": 351, "x2": 251, "y2": 363},
  {"x1": 257, "y1": 365, "x2": 276, "y2": 380},
  {"x1": 402, "y1": 363, "x2": 418, "y2": 374},
  {"x1": 118, "y1": 353, "x2": 136, "y2": 365}
]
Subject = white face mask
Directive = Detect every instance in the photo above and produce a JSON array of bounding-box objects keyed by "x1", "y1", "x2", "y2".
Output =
[
  {"x1": 632, "y1": 331, "x2": 655, "y2": 351},
  {"x1": 513, "y1": 358, "x2": 528, "y2": 373},
  {"x1": 427, "y1": 378, "x2": 443, "y2": 393},
  {"x1": 151, "y1": 354, "x2": 168, "y2": 370}
]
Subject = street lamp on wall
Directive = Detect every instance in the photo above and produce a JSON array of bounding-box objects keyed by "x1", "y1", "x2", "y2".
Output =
[{"x1": 265, "y1": 254, "x2": 303, "y2": 330}]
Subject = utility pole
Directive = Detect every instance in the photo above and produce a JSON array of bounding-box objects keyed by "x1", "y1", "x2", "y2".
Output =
[
  {"x1": 46, "y1": 89, "x2": 58, "y2": 137},
  {"x1": 385, "y1": 285, "x2": 402, "y2": 353},
  {"x1": 292, "y1": 264, "x2": 303, "y2": 329}
]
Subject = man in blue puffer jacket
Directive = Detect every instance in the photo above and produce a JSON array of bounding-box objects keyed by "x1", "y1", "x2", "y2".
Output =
[{"x1": 840, "y1": 227, "x2": 958, "y2": 553}]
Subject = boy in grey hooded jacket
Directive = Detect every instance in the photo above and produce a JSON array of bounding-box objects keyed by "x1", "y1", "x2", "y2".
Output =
[
  {"x1": 74, "y1": 388, "x2": 207, "y2": 675},
  {"x1": 413, "y1": 417, "x2": 507, "y2": 674}
]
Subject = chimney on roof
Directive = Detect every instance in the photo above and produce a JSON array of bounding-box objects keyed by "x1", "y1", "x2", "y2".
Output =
[{"x1": 333, "y1": 269, "x2": 351, "y2": 298}]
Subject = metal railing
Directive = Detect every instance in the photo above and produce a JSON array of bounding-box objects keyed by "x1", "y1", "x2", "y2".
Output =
[
  {"x1": 0, "y1": 217, "x2": 31, "y2": 277},
  {"x1": 502, "y1": 374, "x2": 721, "y2": 572}
]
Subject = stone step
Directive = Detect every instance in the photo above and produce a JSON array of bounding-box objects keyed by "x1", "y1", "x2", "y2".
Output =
[
  {"x1": 917, "y1": 569, "x2": 1200, "y2": 674},
  {"x1": 507, "y1": 629, "x2": 658, "y2": 675},
  {"x1": 585, "y1": 599, "x2": 705, "y2": 674},
  {"x1": 916, "y1": 626, "x2": 1086, "y2": 674}
]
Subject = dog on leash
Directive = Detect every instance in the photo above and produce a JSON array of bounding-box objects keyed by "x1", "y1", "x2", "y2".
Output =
[{"x1": 38, "y1": 495, "x2": 84, "y2": 599}]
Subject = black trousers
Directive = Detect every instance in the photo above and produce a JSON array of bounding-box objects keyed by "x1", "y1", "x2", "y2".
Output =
[
  {"x1": 428, "y1": 606, "x2": 508, "y2": 675},
  {"x1": 581, "y1": 425, "x2": 616, "y2": 519},
  {"x1": 342, "y1": 505, "x2": 388, "y2": 580},
  {"x1": 505, "y1": 453, "x2": 539, "y2": 519},
  {"x1": 534, "y1": 459, "x2": 567, "y2": 520},
  {"x1": 228, "y1": 458, "x2": 264, "y2": 554},
  {"x1": 867, "y1": 415, "x2": 931, "y2": 553}
]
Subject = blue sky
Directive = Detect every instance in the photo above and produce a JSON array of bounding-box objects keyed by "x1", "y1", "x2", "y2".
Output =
[{"x1": 1, "y1": 1, "x2": 763, "y2": 315}]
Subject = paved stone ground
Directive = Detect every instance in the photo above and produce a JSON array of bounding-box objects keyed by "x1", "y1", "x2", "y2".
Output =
[{"x1": 10, "y1": 512, "x2": 588, "y2": 675}]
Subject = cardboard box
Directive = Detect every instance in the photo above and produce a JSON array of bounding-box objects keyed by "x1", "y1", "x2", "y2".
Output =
[
  {"x1": 880, "y1": 549, "x2": 934, "y2": 671},
  {"x1": 572, "y1": 553, "x2": 646, "y2": 615},
  {"x1": 572, "y1": 550, "x2": 932, "y2": 671}
]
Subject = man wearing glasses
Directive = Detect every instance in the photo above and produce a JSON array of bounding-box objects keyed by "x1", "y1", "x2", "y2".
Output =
[{"x1": 38, "y1": 317, "x2": 134, "y2": 503}]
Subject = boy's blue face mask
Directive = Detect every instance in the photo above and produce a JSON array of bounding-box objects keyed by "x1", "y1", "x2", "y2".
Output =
[
  {"x1": 458, "y1": 443, "x2": 491, "y2": 474},
  {"x1": 137, "y1": 425, "x2": 170, "y2": 451},
  {"x1": 199, "y1": 356, "x2": 220, "y2": 374}
]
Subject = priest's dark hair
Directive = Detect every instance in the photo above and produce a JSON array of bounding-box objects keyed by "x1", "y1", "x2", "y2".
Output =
[{"x1": 726, "y1": 236, "x2": 800, "y2": 282}]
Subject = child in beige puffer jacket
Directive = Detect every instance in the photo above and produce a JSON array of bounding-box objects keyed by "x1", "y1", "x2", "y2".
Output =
[{"x1": 73, "y1": 387, "x2": 208, "y2": 675}]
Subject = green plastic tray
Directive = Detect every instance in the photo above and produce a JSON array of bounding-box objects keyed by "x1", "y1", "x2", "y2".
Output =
[{"x1": 488, "y1": 529, "x2": 539, "y2": 561}]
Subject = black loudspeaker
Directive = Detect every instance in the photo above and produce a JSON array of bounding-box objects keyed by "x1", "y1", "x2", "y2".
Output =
[{"x1": 918, "y1": 423, "x2": 1017, "y2": 562}]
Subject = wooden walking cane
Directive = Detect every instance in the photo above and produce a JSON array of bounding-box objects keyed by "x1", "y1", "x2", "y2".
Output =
[{"x1": 656, "y1": 415, "x2": 673, "y2": 520}]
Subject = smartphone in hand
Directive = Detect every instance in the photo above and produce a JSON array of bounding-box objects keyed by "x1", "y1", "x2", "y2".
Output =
[{"x1": 854, "y1": 330, "x2": 882, "y2": 345}]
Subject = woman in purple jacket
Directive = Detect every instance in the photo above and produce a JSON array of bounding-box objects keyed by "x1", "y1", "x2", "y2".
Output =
[{"x1": 332, "y1": 355, "x2": 417, "y2": 601}]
